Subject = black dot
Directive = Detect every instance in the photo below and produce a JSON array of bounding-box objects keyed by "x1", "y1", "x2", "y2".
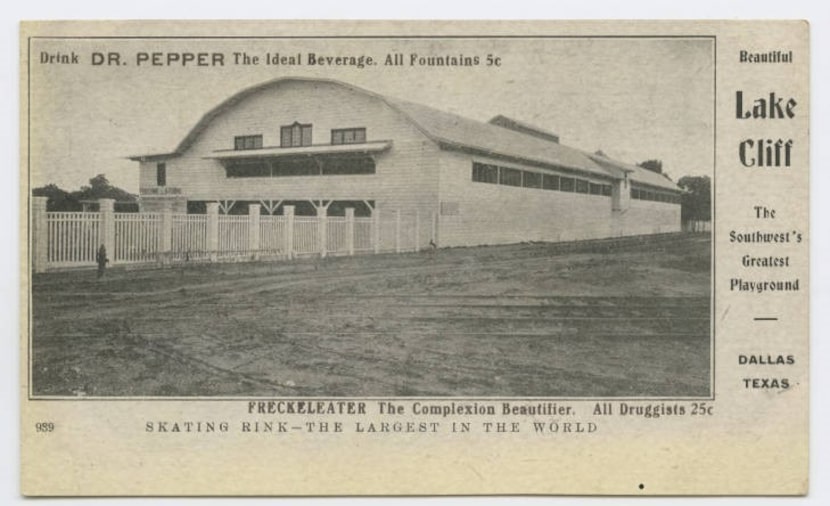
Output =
[{"x1": 639, "y1": 484, "x2": 645, "y2": 490}]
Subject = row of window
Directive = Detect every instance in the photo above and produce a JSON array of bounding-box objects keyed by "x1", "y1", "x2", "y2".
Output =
[
  {"x1": 472, "y1": 162, "x2": 612, "y2": 197},
  {"x1": 631, "y1": 187, "x2": 681, "y2": 204},
  {"x1": 233, "y1": 125, "x2": 367, "y2": 151},
  {"x1": 225, "y1": 156, "x2": 376, "y2": 178}
]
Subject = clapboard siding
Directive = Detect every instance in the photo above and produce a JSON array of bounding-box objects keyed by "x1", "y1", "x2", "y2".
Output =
[
  {"x1": 436, "y1": 151, "x2": 614, "y2": 246},
  {"x1": 621, "y1": 199, "x2": 682, "y2": 236},
  {"x1": 147, "y1": 80, "x2": 440, "y2": 213}
]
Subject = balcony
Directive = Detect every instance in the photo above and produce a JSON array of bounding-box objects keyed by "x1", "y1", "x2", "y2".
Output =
[{"x1": 206, "y1": 140, "x2": 392, "y2": 161}]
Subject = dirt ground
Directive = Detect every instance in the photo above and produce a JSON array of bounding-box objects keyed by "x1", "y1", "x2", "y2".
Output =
[{"x1": 29, "y1": 233, "x2": 711, "y2": 397}]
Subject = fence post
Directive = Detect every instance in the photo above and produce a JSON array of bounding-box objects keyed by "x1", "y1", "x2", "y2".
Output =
[
  {"x1": 394, "y1": 209, "x2": 401, "y2": 253},
  {"x1": 373, "y1": 205, "x2": 381, "y2": 254},
  {"x1": 431, "y1": 211, "x2": 438, "y2": 246},
  {"x1": 206, "y1": 202, "x2": 219, "y2": 262},
  {"x1": 98, "y1": 199, "x2": 115, "y2": 265},
  {"x1": 32, "y1": 196, "x2": 48, "y2": 273},
  {"x1": 414, "y1": 210, "x2": 420, "y2": 252},
  {"x1": 345, "y1": 207, "x2": 355, "y2": 256},
  {"x1": 248, "y1": 203, "x2": 260, "y2": 260},
  {"x1": 160, "y1": 207, "x2": 173, "y2": 265},
  {"x1": 319, "y1": 205, "x2": 328, "y2": 258},
  {"x1": 283, "y1": 205, "x2": 295, "y2": 260}
]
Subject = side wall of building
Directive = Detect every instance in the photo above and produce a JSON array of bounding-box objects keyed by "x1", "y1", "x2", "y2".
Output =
[
  {"x1": 435, "y1": 150, "x2": 615, "y2": 247},
  {"x1": 620, "y1": 198, "x2": 682, "y2": 236},
  {"x1": 435, "y1": 150, "x2": 680, "y2": 247}
]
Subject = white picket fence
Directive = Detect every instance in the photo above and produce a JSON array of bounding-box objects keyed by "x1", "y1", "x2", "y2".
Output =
[
  {"x1": 46, "y1": 212, "x2": 101, "y2": 268},
  {"x1": 31, "y1": 197, "x2": 435, "y2": 272}
]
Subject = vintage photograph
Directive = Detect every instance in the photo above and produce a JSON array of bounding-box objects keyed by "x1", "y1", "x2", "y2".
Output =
[{"x1": 28, "y1": 36, "x2": 714, "y2": 398}]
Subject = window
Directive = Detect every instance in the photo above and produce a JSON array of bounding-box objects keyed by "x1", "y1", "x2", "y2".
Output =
[
  {"x1": 542, "y1": 174, "x2": 560, "y2": 191},
  {"x1": 281, "y1": 122, "x2": 312, "y2": 147},
  {"x1": 321, "y1": 156, "x2": 376, "y2": 175},
  {"x1": 331, "y1": 128, "x2": 367, "y2": 145},
  {"x1": 234, "y1": 135, "x2": 263, "y2": 150},
  {"x1": 472, "y1": 163, "x2": 498, "y2": 184},
  {"x1": 272, "y1": 158, "x2": 319, "y2": 177},
  {"x1": 156, "y1": 163, "x2": 166, "y2": 187},
  {"x1": 522, "y1": 171, "x2": 542, "y2": 189},
  {"x1": 226, "y1": 161, "x2": 271, "y2": 178},
  {"x1": 469, "y1": 161, "x2": 616, "y2": 199},
  {"x1": 499, "y1": 167, "x2": 522, "y2": 187}
]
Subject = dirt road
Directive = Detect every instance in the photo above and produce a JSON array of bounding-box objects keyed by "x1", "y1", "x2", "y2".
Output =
[{"x1": 30, "y1": 233, "x2": 711, "y2": 397}]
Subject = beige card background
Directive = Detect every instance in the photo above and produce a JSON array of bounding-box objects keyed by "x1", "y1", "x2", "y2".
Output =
[{"x1": 18, "y1": 20, "x2": 809, "y2": 496}]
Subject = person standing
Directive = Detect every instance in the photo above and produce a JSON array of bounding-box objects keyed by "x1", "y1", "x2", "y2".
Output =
[{"x1": 96, "y1": 244, "x2": 108, "y2": 279}]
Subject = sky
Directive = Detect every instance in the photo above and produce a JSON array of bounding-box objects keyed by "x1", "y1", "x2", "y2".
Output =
[{"x1": 27, "y1": 36, "x2": 713, "y2": 193}]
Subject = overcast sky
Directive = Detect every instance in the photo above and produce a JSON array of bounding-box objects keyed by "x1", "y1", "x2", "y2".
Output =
[{"x1": 27, "y1": 36, "x2": 713, "y2": 192}]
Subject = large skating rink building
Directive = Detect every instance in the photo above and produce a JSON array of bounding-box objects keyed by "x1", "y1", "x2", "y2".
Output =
[{"x1": 130, "y1": 77, "x2": 682, "y2": 247}]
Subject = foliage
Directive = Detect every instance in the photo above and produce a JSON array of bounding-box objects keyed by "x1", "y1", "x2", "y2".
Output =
[
  {"x1": 677, "y1": 175, "x2": 712, "y2": 222},
  {"x1": 637, "y1": 159, "x2": 663, "y2": 174},
  {"x1": 32, "y1": 175, "x2": 136, "y2": 211},
  {"x1": 32, "y1": 184, "x2": 80, "y2": 212}
]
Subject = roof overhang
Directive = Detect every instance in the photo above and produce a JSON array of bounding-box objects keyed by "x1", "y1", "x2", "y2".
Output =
[
  {"x1": 205, "y1": 141, "x2": 392, "y2": 161},
  {"x1": 436, "y1": 140, "x2": 620, "y2": 182},
  {"x1": 127, "y1": 152, "x2": 179, "y2": 162}
]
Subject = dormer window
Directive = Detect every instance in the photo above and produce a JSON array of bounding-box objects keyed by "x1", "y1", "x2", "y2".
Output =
[
  {"x1": 331, "y1": 127, "x2": 366, "y2": 145},
  {"x1": 281, "y1": 122, "x2": 312, "y2": 147},
  {"x1": 234, "y1": 135, "x2": 262, "y2": 150}
]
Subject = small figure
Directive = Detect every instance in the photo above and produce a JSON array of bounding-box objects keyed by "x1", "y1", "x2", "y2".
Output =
[{"x1": 96, "y1": 244, "x2": 108, "y2": 279}]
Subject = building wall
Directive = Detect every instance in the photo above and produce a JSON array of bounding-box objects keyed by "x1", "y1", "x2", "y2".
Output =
[
  {"x1": 435, "y1": 150, "x2": 614, "y2": 247},
  {"x1": 139, "y1": 80, "x2": 441, "y2": 215},
  {"x1": 435, "y1": 150, "x2": 680, "y2": 247},
  {"x1": 619, "y1": 199, "x2": 682, "y2": 236}
]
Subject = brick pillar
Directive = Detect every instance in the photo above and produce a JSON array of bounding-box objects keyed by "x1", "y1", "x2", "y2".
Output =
[
  {"x1": 345, "y1": 208, "x2": 355, "y2": 256},
  {"x1": 430, "y1": 211, "x2": 438, "y2": 246},
  {"x1": 394, "y1": 209, "x2": 401, "y2": 253},
  {"x1": 373, "y1": 205, "x2": 381, "y2": 254},
  {"x1": 206, "y1": 202, "x2": 219, "y2": 262},
  {"x1": 31, "y1": 196, "x2": 48, "y2": 273},
  {"x1": 98, "y1": 198, "x2": 115, "y2": 265},
  {"x1": 248, "y1": 203, "x2": 260, "y2": 259},
  {"x1": 160, "y1": 207, "x2": 173, "y2": 265},
  {"x1": 414, "y1": 210, "x2": 420, "y2": 252},
  {"x1": 283, "y1": 205, "x2": 295, "y2": 260},
  {"x1": 319, "y1": 205, "x2": 328, "y2": 258}
]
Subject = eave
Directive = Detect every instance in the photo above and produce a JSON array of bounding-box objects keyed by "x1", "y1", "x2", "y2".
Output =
[{"x1": 204, "y1": 141, "x2": 393, "y2": 161}]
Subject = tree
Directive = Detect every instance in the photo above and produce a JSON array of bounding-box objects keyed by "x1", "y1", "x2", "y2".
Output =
[
  {"x1": 677, "y1": 175, "x2": 711, "y2": 222},
  {"x1": 32, "y1": 184, "x2": 81, "y2": 212},
  {"x1": 32, "y1": 175, "x2": 136, "y2": 211},
  {"x1": 74, "y1": 174, "x2": 136, "y2": 203},
  {"x1": 637, "y1": 159, "x2": 663, "y2": 174}
]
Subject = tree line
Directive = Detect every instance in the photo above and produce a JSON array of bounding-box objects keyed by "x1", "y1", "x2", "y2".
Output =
[
  {"x1": 32, "y1": 174, "x2": 137, "y2": 212},
  {"x1": 635, "y1": 159, "x2": 711, "y2": 222}
]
